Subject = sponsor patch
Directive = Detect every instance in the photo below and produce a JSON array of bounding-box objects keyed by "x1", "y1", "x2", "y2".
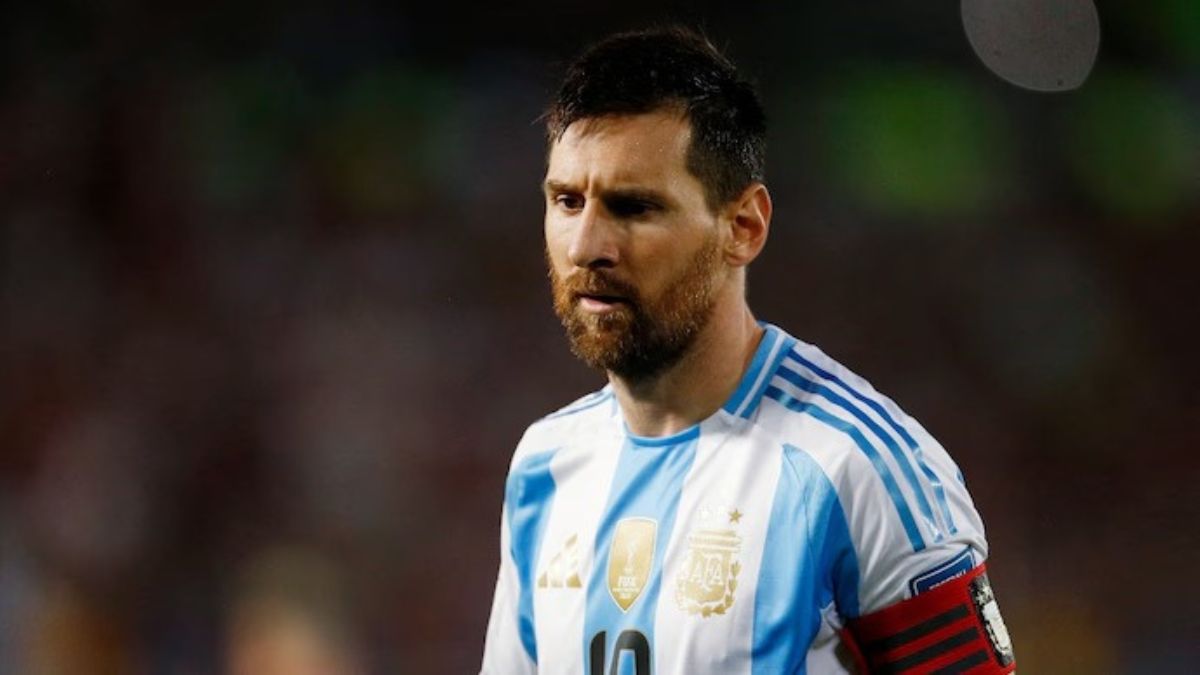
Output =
[
  {"x1": 607, "y1": 518, "x2": 656, "y2": 612},
  {"x1": 908, "y1": 547, "x2": 975, "y2": 595},
  {"x1": 537, "y1": 533, "x2": 582, "y2": 589}
]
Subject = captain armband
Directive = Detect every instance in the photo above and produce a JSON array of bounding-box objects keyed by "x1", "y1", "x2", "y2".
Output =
[{"x1": 844, "y1": 565, "x2": 1015, "y2": 674}]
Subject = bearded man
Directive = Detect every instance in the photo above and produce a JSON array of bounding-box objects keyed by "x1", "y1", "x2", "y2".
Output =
[{"x1": 482, "y1": 27, "x2": 1015, "y2": 675}]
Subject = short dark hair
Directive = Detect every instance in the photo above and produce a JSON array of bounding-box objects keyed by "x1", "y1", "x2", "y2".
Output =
[{"x1": 546, "y1": 27, "x2": 766, "y2": 211}]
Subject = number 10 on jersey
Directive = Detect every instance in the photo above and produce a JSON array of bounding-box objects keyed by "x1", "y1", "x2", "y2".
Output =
[{"x1": 590, "y1": 629, "x2": 650, "y2": 675}]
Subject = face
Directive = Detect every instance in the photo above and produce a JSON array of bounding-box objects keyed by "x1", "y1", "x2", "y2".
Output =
[{"x1": 543, "y1": 110, "x2": 729, "y2": 381}]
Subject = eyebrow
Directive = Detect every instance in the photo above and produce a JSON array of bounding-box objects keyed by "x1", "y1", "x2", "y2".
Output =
[
  {"x1": 542, "y1": 180, "x2": 675, "y2": 208},
  {"x1": 542, "y1": 179, "x2": 575, "y2": 195}
]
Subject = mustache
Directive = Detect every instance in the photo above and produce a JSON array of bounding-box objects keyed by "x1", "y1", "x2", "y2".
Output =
[{"x1": 559, "y1": 270, "x2": 640, "y2": 302}]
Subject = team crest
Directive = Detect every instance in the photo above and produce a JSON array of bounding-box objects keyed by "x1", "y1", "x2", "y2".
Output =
[
  {"x1": 607, "y1": 518, "x2": 657, "y2": 612},
  {"x1": 675, "y1": 507, "x2": 743, "y2": 617}
]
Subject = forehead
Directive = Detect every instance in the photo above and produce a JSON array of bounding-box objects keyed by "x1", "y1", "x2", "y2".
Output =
[{"x1": 546, "y1": 110, "x2": 694, "y2": 188}]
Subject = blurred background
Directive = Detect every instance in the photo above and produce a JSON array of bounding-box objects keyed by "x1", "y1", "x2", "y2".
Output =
[{"x1": 1, "y1": 1, "x2": 1197, "y2": 673}]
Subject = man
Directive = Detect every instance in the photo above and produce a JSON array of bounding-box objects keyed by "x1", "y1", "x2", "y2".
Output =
[{"x1": 482, "y1": 27, "x2": 1015, "y2": 674}]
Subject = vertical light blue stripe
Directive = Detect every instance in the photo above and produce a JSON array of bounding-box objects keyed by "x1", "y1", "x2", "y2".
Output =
[
  {"x1": 583, "y1": 434, "x2": 699, "y2": 674},
  {"x1": 723, "y1": 325, "x2": 781, "y2": 416},
  {"x1": 764, "y1": 385, "x2": 926, "y2": 551},
  {"x1": 752, "y1": 444, "x2": 860, "y2": 674},
  {"x1": 506, "y1": 449, "x2": 559, "y2": 664},
  {"x1": 786, "y1": 350, "x2": 958, "y2": 535},
  {"x1": 776, "y1": 366, "x2": 943, "y2": 542}
]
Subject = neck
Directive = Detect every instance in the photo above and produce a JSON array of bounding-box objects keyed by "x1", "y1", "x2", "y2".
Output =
[{"x1": 608, "y1": 292, "x2": 764, "y2": 438}]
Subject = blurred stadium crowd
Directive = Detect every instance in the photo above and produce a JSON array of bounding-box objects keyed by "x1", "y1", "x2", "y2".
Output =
[{"x1": 1, "y1": 3, "x2": 1197, "y2": 673}]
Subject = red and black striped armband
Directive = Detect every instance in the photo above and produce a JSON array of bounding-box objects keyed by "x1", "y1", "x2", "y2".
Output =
[{"x1": 844, "y1": 564, "x2": 1015, "y2": 674}]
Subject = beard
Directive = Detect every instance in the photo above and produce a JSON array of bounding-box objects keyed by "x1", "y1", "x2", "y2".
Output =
[{"x1": 549, "y1": 232, "x2": 723, "y2": 382}]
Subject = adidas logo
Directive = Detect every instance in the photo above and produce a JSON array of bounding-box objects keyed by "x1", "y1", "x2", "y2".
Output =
[{"x1": 538, "y1": 533, "x2": 582, "y2": 589}]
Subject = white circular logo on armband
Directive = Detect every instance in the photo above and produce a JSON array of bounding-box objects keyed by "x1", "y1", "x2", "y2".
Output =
[{"x1": 969, "y1": 573, "x2": 1015, "y2": 666}]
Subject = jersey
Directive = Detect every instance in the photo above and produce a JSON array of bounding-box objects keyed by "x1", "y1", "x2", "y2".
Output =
[{"x1": 481, "y1": 323, "x2": 1003, "y2": 674}]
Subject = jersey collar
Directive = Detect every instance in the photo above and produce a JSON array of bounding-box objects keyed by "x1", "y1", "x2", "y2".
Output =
[{"x1": 721, "y1": 322, "x2": 796, "y2": 420}]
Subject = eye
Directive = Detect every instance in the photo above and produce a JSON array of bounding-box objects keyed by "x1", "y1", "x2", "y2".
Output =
[
  {"x1": 553, "y1": 193, "x2": 584, "y2": 211},
  {"x1": 607, "y1": 197, "x2": 657, "y2": 218}
]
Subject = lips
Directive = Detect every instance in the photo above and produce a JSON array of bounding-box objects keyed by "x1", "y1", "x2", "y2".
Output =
[
  {"x1": 579, "y1": 293, "x2": 626, "y2": 304},
  {"x1": 575, "y1": 292, "x2": 630, "y2": 313}
]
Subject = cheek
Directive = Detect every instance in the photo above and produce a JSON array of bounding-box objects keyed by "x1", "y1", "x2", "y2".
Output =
[
  {"x1": 543, "y1": 212, "x2": 563, "y2": 245},
  {"x1": 544, "y1": 219, "x2": 575, "y2": 273},
  {"x1": 630, "y1": 232, "x2": 684, "y2": 278},
  {"x1": 544, "y1": 231, "x2": 564, "y2": 262},
  {"x1": 644, "y1": 231, "x2": 719, "y2": 292}
]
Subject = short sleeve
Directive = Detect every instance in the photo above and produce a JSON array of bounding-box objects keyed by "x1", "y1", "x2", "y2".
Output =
[
  {"x1": 823, "y1": 433, "x2": 989, "y2": 618},
  {"x1": 480, "y1": 503, "x2": 537, "y2": 675}
]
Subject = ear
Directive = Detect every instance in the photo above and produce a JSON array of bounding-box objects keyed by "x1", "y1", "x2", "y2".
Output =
[{"x1": 722, "y1": 183, "x2": 771, "y2": 267}]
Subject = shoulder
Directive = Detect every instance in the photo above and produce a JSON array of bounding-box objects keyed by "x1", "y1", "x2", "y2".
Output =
[
  {"x1": 755, "y1": 336, "x2": 949, "y2": 481},
  {"x1": 507, "y1": 386, "x2": 614, "y2": 472},
  {"x1": 501, "y1": 386, "x2": 614, "y2": 518},
  {"x1": 754, "y1": 337, "x2": 912, "y2": 469},
  {"x1": 753, "y1": 332, "x2": 988, "y2": 609}
]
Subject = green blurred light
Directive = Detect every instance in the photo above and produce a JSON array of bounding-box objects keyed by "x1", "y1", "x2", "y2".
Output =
[
  {"x1": 321, "y1": 67, "x2": 459, "y2": 216},
  {"x1": 185, "y1": 61, "x2": 313, "y2": 210},
  {"x1": 1066, "y1": 71, "x2": 1198, "y2": 223},
  {"x1": 1121, "y1": 0, "x2": 1200, "y2": 66},
  {"x1": 819, "y1": 66, "x2": 1011, "y2": 222},
  {"x1": 1156, "y1": 0, "x2": 1200, "y2": 64}
]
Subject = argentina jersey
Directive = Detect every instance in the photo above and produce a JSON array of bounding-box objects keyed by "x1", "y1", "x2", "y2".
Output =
[{"x1": 482, "y1": 323, "x2": 989, "y2": 674}]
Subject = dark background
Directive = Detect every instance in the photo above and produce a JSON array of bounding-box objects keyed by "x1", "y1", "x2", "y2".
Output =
[{"x1": 1, "y1": 2, "x2": 1197, "y2": 673}]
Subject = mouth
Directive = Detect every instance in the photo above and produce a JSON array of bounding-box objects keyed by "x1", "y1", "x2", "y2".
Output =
[{"x1": 576, "y1": 293, "x2": 629, "y2": 313}]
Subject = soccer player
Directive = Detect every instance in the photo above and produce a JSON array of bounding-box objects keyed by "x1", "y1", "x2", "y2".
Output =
[{"x1": 481, "y1": 27, "x2": 1015, "y2": 674}]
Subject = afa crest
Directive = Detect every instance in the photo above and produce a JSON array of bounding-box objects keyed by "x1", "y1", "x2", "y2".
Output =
[{"x1": 674, "y1": 509, "x2": 743, "y2": 617}]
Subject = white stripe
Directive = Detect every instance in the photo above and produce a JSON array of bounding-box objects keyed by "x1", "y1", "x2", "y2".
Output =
[
  {"x1": 532, "y1": 424, "x2": 624, "y2": 674},
  {"x1": 652, "y1": 417, "x2": 785, "y2": 674}
]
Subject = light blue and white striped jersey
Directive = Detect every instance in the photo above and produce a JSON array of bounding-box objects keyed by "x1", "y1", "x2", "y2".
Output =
[{"x1": 481, "y1": 324, "x2": 988, "y2": 674}]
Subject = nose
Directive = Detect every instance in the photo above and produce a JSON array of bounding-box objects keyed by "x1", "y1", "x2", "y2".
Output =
[{"x1": 567, "y1": 202, "x2": 619, "y2": 269}]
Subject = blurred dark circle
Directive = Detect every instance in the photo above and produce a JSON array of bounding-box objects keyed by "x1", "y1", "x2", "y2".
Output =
[{"x1": 962, "y1": 0, "x2": 1100, "y2": 92}]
